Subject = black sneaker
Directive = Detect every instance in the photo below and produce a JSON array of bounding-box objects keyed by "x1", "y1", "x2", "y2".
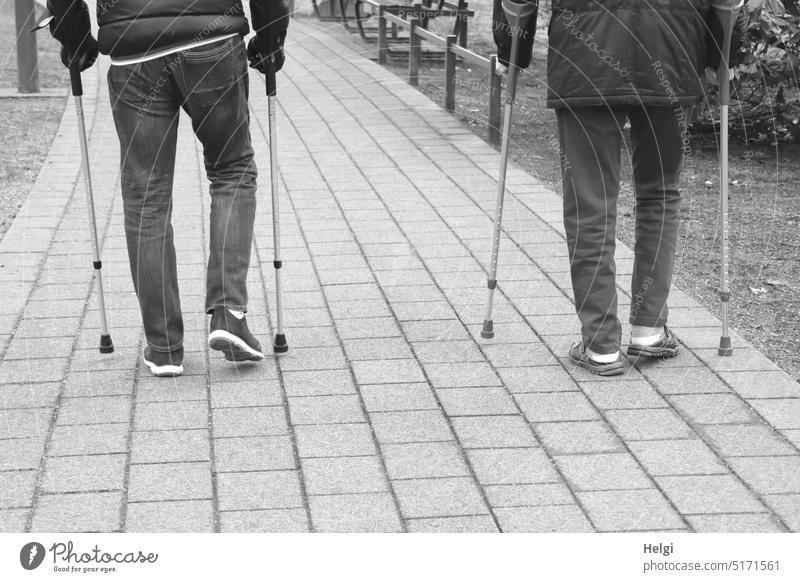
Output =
[
  {"x1": 143, "y1": 346, "x2": 184, "y2": 377},
  {"x1": 208, "y1": 307, "x2": 264, "y2": 362},
  {"x1": 627, "y1": 326, "x2": 680, "y2": 358}
]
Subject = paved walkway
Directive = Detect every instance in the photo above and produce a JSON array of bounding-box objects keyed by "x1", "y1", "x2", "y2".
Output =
[{"x1": 1, "y1": 17, "x2": 799, "y2": 533}]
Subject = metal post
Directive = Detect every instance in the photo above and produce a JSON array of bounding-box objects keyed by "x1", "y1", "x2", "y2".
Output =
[
  {"x1": 409, "y1": 18, "x2": 421, "y2": 86},
  {"x1": 488, "y1": 56, "x2": 502, "y2": 146},
  {"x1": 378, "y1": 6, "x2": 387, "y2": 64},
  {"x1": 15, "y1": 0, "x2": 40, "y2": 93},
  {"x1": 444, "y1": 34, "x2": 456, "y2": 112},
  {"x1": 459, "y1": 1, "x2": 469, "y2": 48}
]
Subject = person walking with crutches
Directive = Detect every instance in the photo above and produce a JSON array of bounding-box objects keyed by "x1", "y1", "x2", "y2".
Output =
[
  {"x1": 493, "y1": 0, "x2": 714, "y2": 375},
  {"x1": 45, "y1": 0, "x2": 290, "y2": 377}
]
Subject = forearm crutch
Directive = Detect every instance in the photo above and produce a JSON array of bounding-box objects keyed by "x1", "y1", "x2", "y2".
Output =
[
  {"x1": 265, "y1": 59, "x2": 288, "y2": 353},
  {"x1": 712, "y1": 0, "x2": 744, "y2": 356},
  {"x1": 482, "y1": 0, "x2": 538, "y2": 339}
]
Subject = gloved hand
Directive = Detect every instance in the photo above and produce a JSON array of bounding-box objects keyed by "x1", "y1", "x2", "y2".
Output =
[
  {"x1": 248, "y1": 0, "x2": 290, "y2": 74},
  {"x1": 47, "y1": 0, "x2": 98, "y2": 71},
  {"x1": 492, "y1": 0, "x2": 537, "y2": 70},
  {"x1": 246, "y1": 31, "x2": 286, "y2": 74}
]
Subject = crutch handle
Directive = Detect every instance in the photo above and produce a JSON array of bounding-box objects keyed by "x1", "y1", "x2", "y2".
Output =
[
  {"x1": 265, "y1": 58, "x2": 277, "y2": 97},
  {"x1": 69, "y1": 62, "x2": 83, "y2": 97}
]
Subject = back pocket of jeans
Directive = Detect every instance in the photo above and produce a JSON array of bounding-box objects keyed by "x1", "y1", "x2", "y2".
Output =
[{"x1": 181, "y1": 37, "x2": 234, "y2": 61}]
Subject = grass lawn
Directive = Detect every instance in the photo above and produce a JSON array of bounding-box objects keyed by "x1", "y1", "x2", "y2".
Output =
[
  {"x1": 348, "y1": 1, "x2": 800, "y2": 380},
  {"x1": 0, "y1": 0, "x2": 68, "y2": 241}
]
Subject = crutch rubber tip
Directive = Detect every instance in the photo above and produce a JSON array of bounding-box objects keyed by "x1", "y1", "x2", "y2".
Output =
[
  {"x1": 718, "y1": 336, "x2": 733, "y2": 357},
  {"x1": 99, "y1": 334, "x2": 115, "y2": 354},
  {"x1": 481, "y1": 320, "x2": 495, "y2": 339},
  {"x1": 273, "y1": 334, "x2": 288, "y2": 353}
]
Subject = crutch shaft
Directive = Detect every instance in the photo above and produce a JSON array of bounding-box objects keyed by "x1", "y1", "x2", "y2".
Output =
[
  {"x1": 71, "y1": 65, "x2": 114, "y2": 354},
  {"x1": 266, "y1": 62, "x2": 288, "y2": 353}
]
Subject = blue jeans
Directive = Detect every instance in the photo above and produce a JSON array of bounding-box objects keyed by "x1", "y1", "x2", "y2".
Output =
[
  {"x1": 557, "y1": 106, "x2": 683, "y2": 354},
  {"x1": 108, "y1": 36, "x2": 257, "y2": 353}
]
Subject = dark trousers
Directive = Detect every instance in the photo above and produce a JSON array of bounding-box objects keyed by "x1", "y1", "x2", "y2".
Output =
[
  {"x1": 107, "y1": 36, "x2": 257, "y2": 352},
  {"x1": 557, "y1": 106, "x2": 683, "y2": 354}
]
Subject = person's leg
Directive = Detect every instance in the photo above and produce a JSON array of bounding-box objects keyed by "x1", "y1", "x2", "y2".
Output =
[
  {"x1": 557, "y1": 106, "x2": 626, "y2": 357},
  {"x1": 173, "y1": 36, "x2": 257, "y2": 317},
  {"x1": 107, "y1": 60, "x2": 183, "y2": 366},
  {"x1": 627, "y1": 106, "x2": 683, "y2": 352},
  {"x1": 174, "y1": 36, "x2": 262, "y2": 361}
]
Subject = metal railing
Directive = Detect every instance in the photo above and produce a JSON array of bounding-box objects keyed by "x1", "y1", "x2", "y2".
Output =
[{"x1": 375, "y1": 6, "x2": 502, "y2": 145}]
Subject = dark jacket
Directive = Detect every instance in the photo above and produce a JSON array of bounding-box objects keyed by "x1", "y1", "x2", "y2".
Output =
[
  {"x1": 494, "y1": 0, "x2": 712, "y2": 109},
  {"x1": 94, "y1": 0, "x2": 288, "y2": 60},
  {"x1": 47, "y1": 0, "x2": 289, "y2": 59}
]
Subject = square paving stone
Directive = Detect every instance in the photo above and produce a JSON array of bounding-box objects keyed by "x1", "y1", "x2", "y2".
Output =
[
  {"x1": 217, "y1": 471, "x2": 303, "y2": 511},
  {"x1": 720, "y1": 371, "x2": 800, "y2": 399},
  {"x1": 281, "y1": 369, "x2": 355, "y2": 397},
  {"x1": 605, "y1": 409, "x2": 694, "y2": 441},
  {"x1": 294, "y1": 423, "x2": 377, "y2": 458},
  {"x1": 747, "y1": 399, "x2": 800, "y2": 430},
  {"x1": 49, "y1": 423, "x2": 129, "y2": 456},
  {"x1": 656, "y1": 475, "x2": 765, "y2": 514},
  {"x1": 0, "y1": 382, "x2": 60, "y2": 409},
  {"x1": 535, "y1": 421, "x2": 622, "y2": 455},
  {"x1": 277, "y1": 348, "x2": 348, "y2": 372},
  {"x1": 555, "y1": 453, "x2": 652, "y2": 491},
  {"x1": 134, "y1": 401, "x2": 208, "y2": 431},
  {"x1": 383, "y1": 441, "x2": 469, "y2": 479},
  {"x1": 309, "y1": 492, "x2": 403, "y2": 532},
  {"x1": 401, "y1": 320, "x2": 471, "y2": 342},
  {"x1": 288, "y1": 395, "x2": 365, "y2": 425},
  {"x1": 640, "y1": 366, "x2": 731, "y2": 395},
  {"x1": 393, "y1": 477, "x2": 489, "y2": 518},
  {"x1": 423, "y1": 362, "x2": 501, "y2": 388},
  {"x1": 128, "y1": 462, "x2": 212, "y2": 502},
  {"x1": 413, "y1": 341, "x2": 485, "y2": 364},
  {"x1": 212, "y1": 406, "x2": 288, "y2": 437},
  {"x1": 131, "y1": 429, "x2": 210, "y2": 464},
  {"x1": 126, "y1": 500, "x2": 214, "y2": 532},
  {"x1": 581, "y1": 381, "x2": 669, "y2": 410},
  {"x1": 485, "y1": 483, "x2": 574, "y2": 508},
  {"x1": 0, "y1": 470, "x2": 37, "y2": 508},
  {"x1": 352, "y1": 360, "x2": 426, "y2": 385},
  {"x1": 0, "y1": 437, "x2": 46, "y2": 470},
  {"x1": 0, "y1": 509, "x2": 28, "y2": 532},
  {"x1": 0, "y1": 408, "x2": 52, "y2": 439},
  {"x1": 0, "y1": 357, "x2": 69, "y2": 384},
  {"x1": 42, "y1": 454, "x2": 126, "y2": 493},
  {"x1": 360, "y1": 383, "x2": 439, "y2": 412},
  {"x1": 30, "y1": 491, "x2": 122, "y2": 532},
  {"x1": 136, "y1": 375, "x2": 208, "y2": 403},
  {"x1": 343, "y1": 338, "x2": 414, "y2": 361},
  {"x1": 763, "y1": 493, "x2": 800, "y2": 532},
  {"x1": 516, "y1": 392, "x2": 600, "y2": 423},
  {"x1": 700, "y1": 424, "x2": 796, "y2": 457},
  {"x1": 436, "y1": 387, "x2": 518, "y2": 416},
  {"x1": 57, "y1": 395, "x2": 131, "y2": 425},
  {"x1": 219, "y1": 508, "x2": 310, "y2": 532},
  {"x1": 628, "y1": 439, "x2": 727, "y2": 476},
  {"x1": 451, "y1": 415, "x2": 538, "y2": 449},
  {"x1": 209, "y1": 380, "x2": 284, "y2": 408},
  {"x1": 480, "y1": 343, "x2": 557, "y2": 368},
  {"x1": 63, "y1": 371, "x2": 136, "y2": 398},
  {"x1": 371, "y1": 410, "x2": 453, "y2": 443},
  {"x1": 301, "y1": 456, "x2": 388, "y2": 495},
  {"x1": 285, "y1": 326, "x2": 340, "y2": 348},
  {"x1": 407, "y1": 515, "x2": 499, "y2": 533},
  {"x1": 336, "y1": 317, "x2": 402, "y2": 340},
  {"x1": 577, "y1": 489, "x2": 685, "y2": 532},
  {"x1": 496, "y1": 366, "x2": 580, "y2": 393},
  {"x1": 213, "y1": 435, "x2": 296, "y2": 472},
  {"x1": 667, "y1": 394, "x2": 757, "y2": 425},
  {"x1": 468, "y1": 448, "x2": 560, "y2": 485},
  {"x1": 494, "y1": 505, "x2": 593, "y2": 532},
  {"x1": 687, "y1": 513, "x2": 786, "y2": 533},
  {"x1": 727, "y1": 456, "x2": 800, "y2": 495}
]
